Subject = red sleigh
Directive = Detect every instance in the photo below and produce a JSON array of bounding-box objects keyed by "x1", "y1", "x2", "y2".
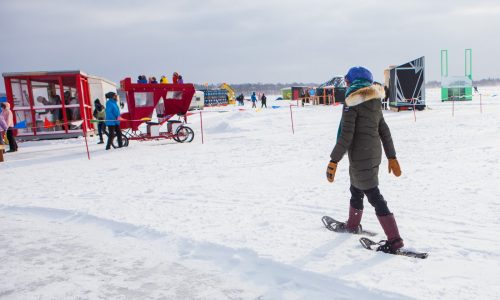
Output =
[{"x1": 117, "y1": 77, "x2": 195, "y2": 143}]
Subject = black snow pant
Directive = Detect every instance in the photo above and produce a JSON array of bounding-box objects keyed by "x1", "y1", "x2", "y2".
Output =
[
  {"x1": 97, "y1": 122, "x2": 106, "y2": 142},
  {"x1": 349, "y1": 185, "x2": 391, "y2": 216},
  {"x1": 261, "y1": 101, "x2": 267, "y2": 108},
  {"x1": 106, "y1": 125, "x2": 122, "y2": 149},
  {"x1": 6, "y1": 128, "x2": 17, "y2": 151}
]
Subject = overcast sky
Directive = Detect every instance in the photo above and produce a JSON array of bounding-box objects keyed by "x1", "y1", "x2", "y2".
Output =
[{"x1": 1, "y1": 0, "x2": 498, "y2": 91}]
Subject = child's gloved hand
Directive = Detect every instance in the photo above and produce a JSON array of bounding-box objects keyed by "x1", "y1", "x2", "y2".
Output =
[
  {"x1": 388, "y1": 158, "x2": 401, "y2": 177},
  {"x1": 326, "y1": 160, "x2": 337, "y2": 183}
]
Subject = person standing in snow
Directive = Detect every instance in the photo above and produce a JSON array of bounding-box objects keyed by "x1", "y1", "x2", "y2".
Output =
[
  {"x1": 104, "y1": 92, "x2": 123, "y2": 150},
  {"x1": 236, "y1": 93, "x2": 244, "y2": 106},
  {"x1": 326, "y1": 66, "x2": 404, "y2": 253},
  {"x1": 93, "y1": 99, "x2": 106, "y2": 144},
  {"x1": 261, "y1": 93, "x2": 267, "y2": 108},
  {"x1": 1, "y1": 102, "x2": 17, "y2": 152},
  {"x1": 251, "y1": 92, "x2": 257, "y2": 108},
  {"x1": 0, "y1": 110, "x2": 8, "y2": 152}
]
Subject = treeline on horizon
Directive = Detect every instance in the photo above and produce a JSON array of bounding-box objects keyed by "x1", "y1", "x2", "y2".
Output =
[
  {"x1": 194, "y1": 83, "x2": 318, "y2": 96},
  {"x1": 1, "y1": 78, "x2": 498, "y2": 97},
  {"x1": 425, "y1": 78, "x2": 500, "y2": 88},
  {"x1": 195, "y1": 78, "x2": 500, "y2": 95}
]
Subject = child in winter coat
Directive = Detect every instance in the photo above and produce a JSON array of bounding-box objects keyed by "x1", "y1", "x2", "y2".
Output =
[{"x1": 326, "y1": 66, "x2": 403, "y2": 253}]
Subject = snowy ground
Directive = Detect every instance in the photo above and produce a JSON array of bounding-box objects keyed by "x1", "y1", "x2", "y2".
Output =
[{"x1": 1, "y1": 88, "x2": 500, "y2": 299}]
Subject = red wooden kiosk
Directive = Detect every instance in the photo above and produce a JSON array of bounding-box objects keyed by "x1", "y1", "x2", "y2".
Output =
[
  {"x1": 118, "y1": 77, "x2": 196, "y2": 143},
  {"x1": 2, "y1": 70, "x2": 93, "y2": 139}
]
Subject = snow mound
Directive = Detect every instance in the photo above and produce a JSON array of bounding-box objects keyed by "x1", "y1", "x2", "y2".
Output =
[{"x1": 205, "y1": 121, "x2": 247, "y2": 134}]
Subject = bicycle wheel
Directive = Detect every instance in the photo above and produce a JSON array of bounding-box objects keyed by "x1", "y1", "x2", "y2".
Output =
[
  {"x1": 174, "y1": 126, "x2": 194, "y2": 143},
  {"x1": 112, "y1": 133, "x2": 129, "y2": 148}
]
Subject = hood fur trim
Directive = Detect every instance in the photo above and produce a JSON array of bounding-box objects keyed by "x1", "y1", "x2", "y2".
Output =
[{"x1": 345, "y1": 84, "x2": 385, "y2": 107}]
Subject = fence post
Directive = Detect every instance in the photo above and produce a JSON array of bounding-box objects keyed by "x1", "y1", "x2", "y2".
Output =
[
  {"x1": 82, "y1": 115, "x2": 91, "y2": 160},
  {"x1": 289, "y1": 105, "x2": 295, "y2": 134},
  {"x1": 413, "y1": 98, "x2": 417, "y2": 122},
  {"x1": 200, "y1": 111, "x2": 204, "y2": 144},
  {"x1": 480, "y1": 93, "x2": 483, "y2": 114}
]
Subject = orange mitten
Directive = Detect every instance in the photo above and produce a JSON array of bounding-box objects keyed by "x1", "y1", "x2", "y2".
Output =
[
  {"x1": 326, "y1": 161, "x2": 337, "y2": 183},
  {"x1": 388, "y1": 158, "x2": 402, "y2": 177}
]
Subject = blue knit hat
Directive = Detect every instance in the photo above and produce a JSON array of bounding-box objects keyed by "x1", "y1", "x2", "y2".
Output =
[{"x1": 345, "y1": 66, "x2": 373, "y2": 84}]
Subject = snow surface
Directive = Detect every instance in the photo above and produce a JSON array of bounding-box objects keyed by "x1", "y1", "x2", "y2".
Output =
[{"x1": 1, "y1": 88, "x2": 500, "y2": 299}]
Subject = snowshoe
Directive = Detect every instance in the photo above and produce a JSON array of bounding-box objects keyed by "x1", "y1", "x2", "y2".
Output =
[
  {"x1": 322, "y1": 216, "x2": 376, "y2": 237},
  {"x1": 359, "y1": 237, "x2": 428, "y2": 259}
]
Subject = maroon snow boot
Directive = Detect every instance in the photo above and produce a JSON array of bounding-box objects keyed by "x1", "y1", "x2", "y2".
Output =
[
  {"x1": 345, "y1": 206, "x2": 363, "y2": 233},
  {"x1": 377, "y1": 213, "x2": 404, "y2": 253}
]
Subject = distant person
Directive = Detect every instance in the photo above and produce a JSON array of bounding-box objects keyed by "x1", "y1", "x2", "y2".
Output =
[
  {"x1": 104, "y1": 92, "x2": 123, "y2": 150},
  {"x1": 69, "y1": 95, "x2": 80, "y2": 121},
  {"x1": 36, "y1": 96, "x2": 55, "y2": 128},
  {"x1": 63, "y1": 91, "x2": 74, "y2": 122},
  {"x1": 137, "y1": 75, "x2": 148, "y2": 84},
  {"x1": 151, "y1": 77, "x2": 158, "y2": 84},
  {"x1": 383, "y1": 85, "x2": 390, "y2": 110},
  {"x1": 172, "y1": 72, "x2": 179, "y2": 84},
  {"x1": 62, "y1": 91, "x2": 80, "y2": 125},
  {"x1": 326, "y1": 66, "x2": 404, "y2": 254},
  {"x1": 251, "y1": 92, "x2": 257, "y2": 108},
  {"x1": 178, "y1": 75, "x2": 184, "y2": 84},
  {"x1": 237, "y1": 93, "x2": 244, "y2": 106},
  {"x1": 1, "y1": 102, "x2": 17, "y2": 152},
  {"x1": 0, "y1": 111, "x2": 8, "y2": 153},
  {"x1": 160, "y1": 75, "x2": 169, "y2": 84},
  {"x1": 474, "y1": 86, "x2": 479, "y2": 93},
  {"x1": 261, "y1": 93, "x2": 267, "y2": 108},
  {"x1": 93, "y1": 98, "x2": 106, "y2": 144},
  {"x1": 36, "y1": 95, "x2": 64, "y2": 130},
  {"x1": 49, "y1": 90, "x2": 64, "y2": 125}
]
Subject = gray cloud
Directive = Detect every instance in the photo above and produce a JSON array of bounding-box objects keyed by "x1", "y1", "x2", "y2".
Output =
[{"x1": 0, "y1": 0, "x2": 498, "y2": 91}]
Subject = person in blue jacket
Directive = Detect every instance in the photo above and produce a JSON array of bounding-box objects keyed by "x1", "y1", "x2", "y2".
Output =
[
  {"x1": 105, "y1": 92, "x2": 123, "y2": 150},
  {"x1": 251, "y1": 92, "x2": 257, "y2": 108}
]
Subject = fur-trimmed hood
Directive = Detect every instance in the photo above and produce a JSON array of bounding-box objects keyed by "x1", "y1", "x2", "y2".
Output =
[{"x1": 345, "y1": 84, "x2": 385, "y2": 107}]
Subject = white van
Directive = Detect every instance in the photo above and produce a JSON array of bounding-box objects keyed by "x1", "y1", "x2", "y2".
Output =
[{"x1": 189, "y1": 91, "x2": 205, "y2": 110}]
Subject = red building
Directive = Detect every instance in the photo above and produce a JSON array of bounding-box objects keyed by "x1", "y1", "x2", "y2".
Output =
[{"x1": 2, "y1": 70, "x2": 95, "y2": 139}]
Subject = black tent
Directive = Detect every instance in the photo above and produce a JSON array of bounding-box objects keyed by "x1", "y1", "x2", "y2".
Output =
[{"x1": 389, "y1": 57, "x2": 426, "y2": 111}]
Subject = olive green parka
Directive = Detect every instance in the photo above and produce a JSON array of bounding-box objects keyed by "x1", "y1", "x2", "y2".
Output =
[{"x1": 330, "y1": 84, "x2": 396, "y2": 190}]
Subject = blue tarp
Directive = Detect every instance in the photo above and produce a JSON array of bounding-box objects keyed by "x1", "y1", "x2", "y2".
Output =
[
  {"x1": 13, "y1": 120, "x2": 27, "y2": 129},
  {"x1": 0, "y1": 96, "x2": 7, "y2": 102}
]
